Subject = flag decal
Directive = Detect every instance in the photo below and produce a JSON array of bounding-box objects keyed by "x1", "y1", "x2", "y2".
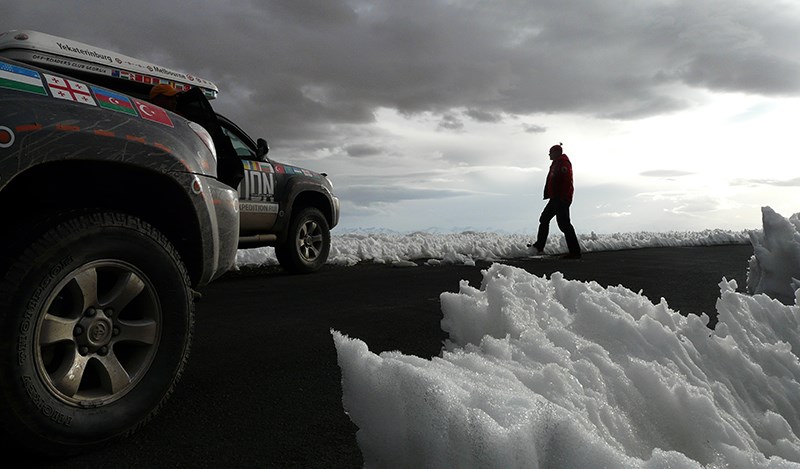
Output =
[
  {"x1": 131, "y1": 98, "x2": 174, "y2": 127},
  {"x1": 44, "y1": 74, "x2": 96, "y2": 106},
  {"x1": 92, "y1": 86, "x2": 138, "y2": 116},
  {"x1": 0, "y1": 60, "x2": 47, "y2": 95}
]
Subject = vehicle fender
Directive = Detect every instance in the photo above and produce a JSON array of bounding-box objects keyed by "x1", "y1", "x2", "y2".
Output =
[
  {"x1": 0, "y1": 90, "x2": 238, "y2": 286},
  {"x1": 278, "y1": 177, "x2": 337, "y2": 240},
  {"x1": 0, "y1": 91, "x2": 216, "y2": 183}
]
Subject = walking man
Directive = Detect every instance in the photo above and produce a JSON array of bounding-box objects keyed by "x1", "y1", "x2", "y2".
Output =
[{"x1": 530, "y1": 143, "x2": 582, "y2": 259}]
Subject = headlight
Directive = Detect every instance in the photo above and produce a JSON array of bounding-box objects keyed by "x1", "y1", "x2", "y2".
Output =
[
  {"x1": 188, "y1": 121, "x2": 217, "y2": 162},
  {"x1": 321, "y1": 173, "x2": 333, "y2": 191}
]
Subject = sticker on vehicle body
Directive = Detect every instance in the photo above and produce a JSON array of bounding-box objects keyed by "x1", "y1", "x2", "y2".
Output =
[
  {"x1": 239, "y1": 168, "x2": 275, "y2": 202},
  {"x1": 131, "y1": 98, "x2": 174, "y2": 127},
  {"x1": 242, "y1": 160, "x2": 273, "y2": 173},
  {"x1": 240, "y1": 202, "x2": 279, "y2": 214},
  {"x1": 112, "y1": 69, "x2": 191, "y2": 93},
  {"x1": 91, "y1": 86, "x2": 137, "y2": 116},
  {"x1": 44, "y1": 74, "x2": 96, "y2": 105},
  {"x1": 0, "y1": 60, "x2": 47, "y2": 96},
  {"x1": 281, "y1": 166, "x2": 308, "y2": 177},
  {"x1": 2, "y1": 60, "x2": 179, "y2": 131},
  {"x1": 271, "y1": 164, "x2": 316, "y2": 177},
  {"x1": 113, "y1": 69, "x2": 157, "y2": 85},
  {"x1": 0, "y1": 125, "x2": 15, "y2": 148}
]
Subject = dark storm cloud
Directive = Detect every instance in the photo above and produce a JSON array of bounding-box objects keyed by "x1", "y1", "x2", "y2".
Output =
[
  {"x1": 345, "y1": 143, "x2": 384, "y2": 158},
  {"x1": 438, "y1": 114, "x2": 464, "y2": 131},
  {"x1": 523, "y1": 123, "x2": 547, "y2": 134},
  {"x1": 5, "y1": 0, "x2": 800, "y2": 147},
  {"x1": 465, "y1": 108, "x2": 504, "y2": 123},
  {"x1": 679, "y1": 51, "x2": 800, "y2": 95}
]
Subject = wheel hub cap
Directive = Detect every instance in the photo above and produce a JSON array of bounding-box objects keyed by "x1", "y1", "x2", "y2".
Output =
[{"x1": 76, "y1": 308, "x2": 113, "y2": 351}]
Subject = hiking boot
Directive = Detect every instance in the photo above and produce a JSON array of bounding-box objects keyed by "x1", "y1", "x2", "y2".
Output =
[{"x1": 526, "y1": 243, "x2": 544, "y2": 254}]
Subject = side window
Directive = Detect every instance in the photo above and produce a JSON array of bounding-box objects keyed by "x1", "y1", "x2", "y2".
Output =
[{"x1": 221, "y1": 126, "x2": 256, "y2": 160}]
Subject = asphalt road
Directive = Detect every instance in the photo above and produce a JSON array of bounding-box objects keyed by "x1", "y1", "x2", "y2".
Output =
[{"x1": 34, "y1": 245, "x2": 753, "y2": 468}]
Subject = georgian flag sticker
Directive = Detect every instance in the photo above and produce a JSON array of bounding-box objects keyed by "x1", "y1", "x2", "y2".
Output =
[
  {"x1": 44, "y1": 74, "x2": 96, "y2": 106},
  {"x1": 131, "y1": 98, "x2": 174, "y2": 127}
]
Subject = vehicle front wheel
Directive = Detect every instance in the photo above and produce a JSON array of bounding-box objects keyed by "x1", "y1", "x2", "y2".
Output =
[
  {"x1": 0, "y1": 211, "x2": 193, "y2": 457},
  {"x1": 275, "y1": 207, "x2": 331, "y2": 274}
]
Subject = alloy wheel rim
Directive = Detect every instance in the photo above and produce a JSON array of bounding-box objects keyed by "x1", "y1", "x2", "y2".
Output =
[
  {"x1": 297, "y1": 220, "x2": 323, "y2": 261},
  {"x1": 34, "y1": 260, "x2": 161, "y2": 407}
]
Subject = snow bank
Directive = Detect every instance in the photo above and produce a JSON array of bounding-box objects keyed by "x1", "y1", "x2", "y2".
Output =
[
  {"x1": 235, "y1": 229, "x2": 751, "y2": 269},
  {"x1": 333, "y1": 265, "x2": 800, "y2": 468},
  {"x1": 747, "y1": 207, "x2": 800, "y2": 305}
]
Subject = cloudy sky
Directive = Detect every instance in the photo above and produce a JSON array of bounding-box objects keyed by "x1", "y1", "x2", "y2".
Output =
[{"x1": 4, "y1": 0, "x2": 799, "y2": 234}]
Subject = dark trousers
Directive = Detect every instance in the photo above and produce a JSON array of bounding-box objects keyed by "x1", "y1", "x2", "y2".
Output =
[{"x1": 533, "y1": 199, "x2": 581, "y2": 254}]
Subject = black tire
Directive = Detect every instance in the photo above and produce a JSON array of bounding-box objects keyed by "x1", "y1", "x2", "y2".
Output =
[
  {"x1": 275, "y1": 207, "x2": 331, "y2": 274},
  {"x1": 0, "y1": 211, "x2": 193, "y2": 457}
]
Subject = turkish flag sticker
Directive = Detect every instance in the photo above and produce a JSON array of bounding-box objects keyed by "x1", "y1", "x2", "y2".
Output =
[{"x1": 132, "y1": 98, "x2": 174, "y2": 128}]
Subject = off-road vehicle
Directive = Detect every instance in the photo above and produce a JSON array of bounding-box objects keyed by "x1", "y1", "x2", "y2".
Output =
[
  {"x1": 0, "y1": 29, "x2": 340, "y2": 275},
  {"x1": 0, "y1": 49, "x2": 239, "y2": 455}
]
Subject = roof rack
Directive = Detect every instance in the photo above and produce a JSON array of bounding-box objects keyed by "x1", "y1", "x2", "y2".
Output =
[{"x1": 0, "y1": 29, "x2": 219, "y2": 99}]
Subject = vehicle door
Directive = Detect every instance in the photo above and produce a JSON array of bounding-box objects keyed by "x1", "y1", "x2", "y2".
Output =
[
  {"x1": 175, "y1": 88, "x2": 244, "y2": 189},
  {"x1": 217, "y1": 119, "x2": 281, "y2": 235}
]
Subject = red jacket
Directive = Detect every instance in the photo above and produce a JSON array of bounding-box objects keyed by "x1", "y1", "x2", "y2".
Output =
[{"x1": 544, "y1": 154, "x2": 574, "y2": 202}]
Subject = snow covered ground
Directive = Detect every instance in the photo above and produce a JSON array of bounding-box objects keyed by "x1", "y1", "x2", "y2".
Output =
[
  {"x1": 326, "y1": 206, "x2": 800, "y2": 467},
  {"x1": 236, "y1": 224, "x2": 750, "y2": 270}
]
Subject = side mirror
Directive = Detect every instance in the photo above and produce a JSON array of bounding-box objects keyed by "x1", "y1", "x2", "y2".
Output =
[{"x1": 256, "y1": 138, "x2": 270, "y2": 159}]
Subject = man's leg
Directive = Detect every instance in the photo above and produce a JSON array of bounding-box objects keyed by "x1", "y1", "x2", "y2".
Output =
[
  {"x1": 555, "y1": 201, "x2": 581, "y2": 256},
  {"x1": 533, "y1": 200, "x2": 557, "y2": 251}
]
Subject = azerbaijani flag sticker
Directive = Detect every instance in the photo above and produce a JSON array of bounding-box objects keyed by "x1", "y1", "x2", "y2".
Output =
[
  {"x1": 92, "y1": 86, "x2": 138, "y2": 116},
  {"x1": 0, "y1": 60, "x2": 47, "y2": 96}
]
